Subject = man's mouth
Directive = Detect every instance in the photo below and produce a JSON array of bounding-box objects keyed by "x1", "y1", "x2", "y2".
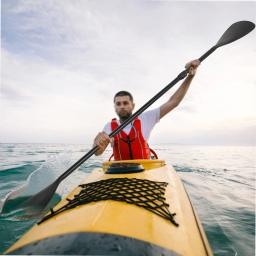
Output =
[
  {"x1": 120, "y1": 110, "x2": 127, "y2": 115},
  {"x1": 118, "y1": 110, "x2": 131, "y2": 119}
]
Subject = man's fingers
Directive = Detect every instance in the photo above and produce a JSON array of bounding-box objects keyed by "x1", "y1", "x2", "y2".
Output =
[
  {"x1": 189, "y1": 67, "x2": 195, "y2": 76},
  {"x1": 95, "y1": 132, "x2": 110, "y2": 149},
  {"x1": 191, "y1": 59, "x2": 200, "y2": 67},
  {"x1": 99, "y1": 133, "x2": 110, "y2": 145},
  {"x1": 185, "y1": 59, "x2": 200, "y2": 76},
  {"x1": 101, "y1": 132, "x2": 111, "y2": 142},
  {"x1": 93, "y1": 132, "x2": 110, "y2": 156},
  {"x1": 185, "y1": 59, "x2": 200, "y2": 70},
  {"x1": 99, "y1": 141, "x2": 106, "y2": 148}
]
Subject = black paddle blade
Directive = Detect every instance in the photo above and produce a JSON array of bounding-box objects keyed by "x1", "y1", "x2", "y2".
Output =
[
  {"x1": 22, "y1": 180, "x2": 60, "y2": 212},
  {"x1": 216, "y1": 21, "x2": 255, "y2": 47}
]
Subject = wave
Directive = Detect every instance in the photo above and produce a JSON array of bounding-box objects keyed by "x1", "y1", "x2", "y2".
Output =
[
  {"x1": 0, "y1": 164, "x2": 37, "y2": 177},
  {"x1": 0, "y1": 152, "x2": 87, "y2": 213},
  {"x1": 174, "y1": 165, "x2": 212, "y2": 175}
]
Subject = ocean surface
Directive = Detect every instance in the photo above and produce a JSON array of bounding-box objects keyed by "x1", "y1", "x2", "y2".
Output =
[{"x1": 0, "y1": 143, "x2": 255, "y2": 255}]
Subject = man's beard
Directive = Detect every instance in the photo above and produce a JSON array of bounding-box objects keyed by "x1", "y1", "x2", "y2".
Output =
[{"x1": 118, "y1": 111, "x2": 132, "y2": 123}]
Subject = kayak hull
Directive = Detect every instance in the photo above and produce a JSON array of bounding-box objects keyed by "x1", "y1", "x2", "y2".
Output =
[{"x1": 5, "y1": 160, "x2": 212, "y2": 256}]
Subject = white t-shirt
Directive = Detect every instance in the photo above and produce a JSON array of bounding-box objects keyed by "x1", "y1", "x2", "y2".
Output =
[{"x1": 103, "y1": 107, "x2": 160, "y2": 141}]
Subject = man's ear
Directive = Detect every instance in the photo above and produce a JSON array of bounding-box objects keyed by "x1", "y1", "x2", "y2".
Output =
[{"x1": 132, "y1": 102, "x2": 135, "y2": 110}]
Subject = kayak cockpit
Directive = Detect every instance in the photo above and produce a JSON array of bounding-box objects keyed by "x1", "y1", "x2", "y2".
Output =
[
  {"x1": 102, "y1": 159, "x2": 166, "y2": 172},
  {"x1": 106, "y1": 162, "x2": 144, "y2": 174}
]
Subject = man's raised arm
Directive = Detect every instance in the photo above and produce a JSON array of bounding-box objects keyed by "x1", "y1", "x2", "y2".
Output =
[{"x1": 160, "y1": 59, "x2": 200, "y2": 119}]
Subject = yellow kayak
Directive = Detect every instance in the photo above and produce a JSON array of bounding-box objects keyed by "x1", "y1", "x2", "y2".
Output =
[{"x1": 5, "y1": 159, "x2": 212, "y2": 255}]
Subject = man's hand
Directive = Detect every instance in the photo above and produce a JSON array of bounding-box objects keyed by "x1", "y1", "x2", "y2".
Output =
[
  {"x1": 93, "y1": 132, "x2": 111, "y2": 156},
  {"x1": 185, "y1": 59, "x2": 200, "y2": 76}
]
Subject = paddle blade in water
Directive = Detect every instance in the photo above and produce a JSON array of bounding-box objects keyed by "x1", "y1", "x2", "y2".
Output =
[
  {"x1": 216, "y1": 21, "x2": 255, "y2": 47},
  {"x1": 22, "y1": 180, "x2": 59, "y2": 212}
]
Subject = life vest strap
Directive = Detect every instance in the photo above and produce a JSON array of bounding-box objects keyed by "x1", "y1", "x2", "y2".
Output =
[
  {"x1": 108, "y1": 148, "x2": 158, "y2": 161},
  {"x1": 149, "y1": 148, "x2": 158, "y2": 159}
]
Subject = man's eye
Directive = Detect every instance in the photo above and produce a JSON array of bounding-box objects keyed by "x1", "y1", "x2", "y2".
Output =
[{"x1": 116, "y1": 101, "x2": 129, "y2": 106}]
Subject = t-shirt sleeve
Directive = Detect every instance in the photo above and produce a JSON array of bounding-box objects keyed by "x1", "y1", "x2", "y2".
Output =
[
  {"x1": 139, "y1": 107, "x2": 160, "y2": 140},
  {"x1": 102, "y1": 122, "x2": 111, "y2": 135},
  {"x1": 102, "y1": 122, "x2": 114, "y2": 149},
  {"x1": 141, "y1": 107, "x2": 160, "y2": 124}
]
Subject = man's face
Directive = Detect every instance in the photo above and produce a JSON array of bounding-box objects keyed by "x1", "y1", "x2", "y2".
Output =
[{"x1": 114, "y1": 96, "x2": 135, "y2": 120}]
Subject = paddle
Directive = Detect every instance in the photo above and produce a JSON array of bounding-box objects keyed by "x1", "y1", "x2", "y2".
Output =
[{"x1": 23, "y1": 20, "x2": 255, "y2": 212}]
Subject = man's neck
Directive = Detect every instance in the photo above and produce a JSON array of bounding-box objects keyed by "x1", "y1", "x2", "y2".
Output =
[{"x1": 119, "y1": 116, "x2": 131, "y2": 124}]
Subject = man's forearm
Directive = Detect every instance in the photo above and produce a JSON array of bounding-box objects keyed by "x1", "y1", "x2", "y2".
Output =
[
  {"x1": 160, "y1": 74, "x2": 195, "y2": 118},
  {"x1": 170, "y1": 74, "x2": 194, "y2": 105}
]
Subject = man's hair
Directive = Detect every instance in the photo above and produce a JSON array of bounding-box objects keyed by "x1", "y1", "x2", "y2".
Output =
[{"x1": 113, "y1": 91, "x2": 133, "y2": 102}]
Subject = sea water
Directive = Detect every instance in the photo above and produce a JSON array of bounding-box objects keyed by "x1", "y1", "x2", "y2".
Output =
[{"x1": 0, "y1": 143, "x2": 255, "y2": 255}]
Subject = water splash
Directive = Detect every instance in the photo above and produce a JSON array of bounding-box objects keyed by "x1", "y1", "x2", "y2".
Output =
[{"x1": 0, "y1": 152, "x2": 76, "y2": 213}]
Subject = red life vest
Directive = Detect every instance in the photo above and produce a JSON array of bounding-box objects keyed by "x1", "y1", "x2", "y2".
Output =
[{"x1": 111, "y1": 118, "x2": 151, "y2": 160}]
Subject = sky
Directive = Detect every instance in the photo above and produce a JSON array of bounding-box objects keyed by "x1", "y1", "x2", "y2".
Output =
[{"x1": 1, "y1": 0, "x2": 256, "y2": 145}]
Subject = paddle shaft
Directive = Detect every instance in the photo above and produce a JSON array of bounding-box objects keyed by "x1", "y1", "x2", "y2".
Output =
[
  {"x1": 199, "y1": 46, "x2": 217, "y2": 62},
  {"x1": 59, "y1": 46, "x2": 217, "y2": 182}
]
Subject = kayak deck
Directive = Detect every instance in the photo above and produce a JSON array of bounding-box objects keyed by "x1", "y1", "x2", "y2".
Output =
[
  {"x1": 5, "y1": 159, "x2": 212, "y2": 256},
  {"x1": 39, "y1": 177, "x2": 178, "y2": 226}
]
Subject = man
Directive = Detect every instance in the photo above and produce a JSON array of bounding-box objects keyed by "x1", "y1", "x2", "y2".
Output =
[{"x1": 93, "y1": 59, "x2": 200, "y2": 160}]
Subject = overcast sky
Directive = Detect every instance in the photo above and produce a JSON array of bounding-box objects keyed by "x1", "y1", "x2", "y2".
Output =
[{"x1": 1, "y1": 0, "x2": 256, "y2": 145}]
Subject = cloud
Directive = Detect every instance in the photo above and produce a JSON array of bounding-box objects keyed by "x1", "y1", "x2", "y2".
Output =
[{"x1": 1, "y1": 1, "x2": 256, "y2": 144}]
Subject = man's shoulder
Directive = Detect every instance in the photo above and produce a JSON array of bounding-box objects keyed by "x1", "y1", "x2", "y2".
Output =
[
  {"x1": 140, "y1": 107, "x2": 160, "y2": 116},
  {"x1": 139, "y1": 107, "x2": 160, "y2": 122}
]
